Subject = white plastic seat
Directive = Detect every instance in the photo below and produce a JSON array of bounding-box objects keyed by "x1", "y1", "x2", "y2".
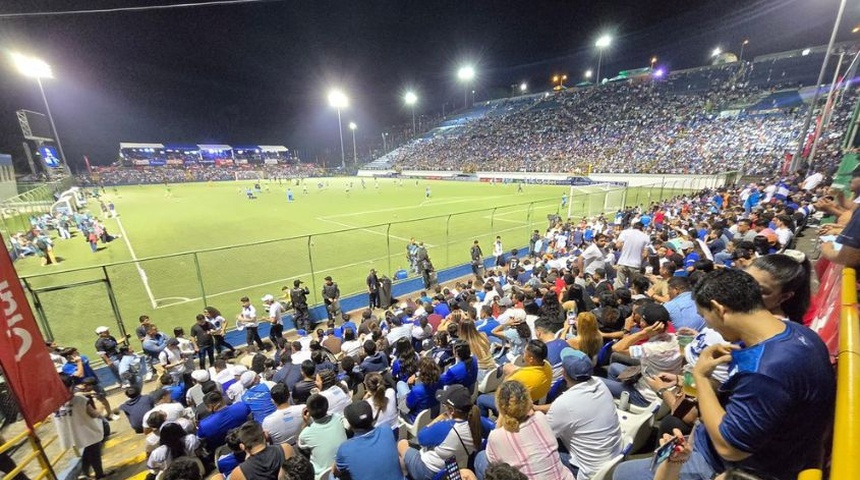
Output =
[
  {"x1": 318, "y1": 467, "x2": 333, "y2": 480},
  {"x1": 616, "y1": 399, "x2": 661, "y2": 454},
  {"x1": 590, "y1": 453, "x2": 625, "y2": 480},
  {"x1": 478, "y1": 365, "x2": 505, "y2": 394},
  {"x1": 397, "y1": 408, "x2": 432, "y2": 440}
]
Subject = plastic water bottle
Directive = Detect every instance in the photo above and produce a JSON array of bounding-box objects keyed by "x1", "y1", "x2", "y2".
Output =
[{"x1": 619, "y1": 391, "x2": 631, "y2": 412}]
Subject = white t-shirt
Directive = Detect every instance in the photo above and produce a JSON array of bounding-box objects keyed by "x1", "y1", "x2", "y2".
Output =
[
  {"x1": 545, "y1": 379, "x2": 622, "y2": 480},
  {"x1": 320, "y1": 386, "x2": 351, "y2": 416},
  {"x1": 616, "y1": 228, "x2": 650, "y2": 268},
  {"x1": 420, "y1": 420, "x2": 475, "y2": 472},
  {"x1": 580, "y1": 244, "x2": 605, "y2": 275},
  {"x1": 268, "y1": 302, "x2": 283, "y2": 324},
  {"x1": 628, "y1": 334, "x2": 682, "y2": 403},
  {"x1": 775, "y1": 227, "x2": 793, "y2": 247},
  {"x1": 340, "y1": 340, "x2": 362, "y2": 359},
  {"x1": 54, "y1": 394, "x2": 104, "y2": 450},
  {"x1": 369, "y1": 388, "x2": 398, "y2": 430},
  {"x1": 262, "y1": 405, "x2": 305, "y2": 445},
  {"x1": 147, "y1": 434, "x2": 200, "y2": 470},
  {"x1": 684, "y1": 327, "x2": 730, "y2": 384},
  {"x1": 240, "y1": 305, "x2": 258, "y2": 328},
  {"x1": 142, "y1": 402, "x2": 191, "y2": 427}
]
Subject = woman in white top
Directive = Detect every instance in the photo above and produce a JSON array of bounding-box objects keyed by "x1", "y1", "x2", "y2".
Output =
[
  {"x1": 363, "y1": 372, "x2": 398, "y2": 431},
  {"x1": 54, "y1": 375, "x2": 106, "y2": 479}
]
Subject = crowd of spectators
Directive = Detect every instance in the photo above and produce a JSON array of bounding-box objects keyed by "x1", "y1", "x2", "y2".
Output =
[
  {"x1": 80, "y1": 164, "x2": 325, "y2": 186},
  {"x1": 380, "y1": 62, "x2": 855, "y2": 176},
  {"x1": 44, "y1": 165, "x2": 847, "y2": 480}
]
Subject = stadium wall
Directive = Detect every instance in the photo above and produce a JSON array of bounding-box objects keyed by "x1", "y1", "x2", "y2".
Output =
[{"x1": 357, "y1": 169, "x2": 728, "y2": 188}]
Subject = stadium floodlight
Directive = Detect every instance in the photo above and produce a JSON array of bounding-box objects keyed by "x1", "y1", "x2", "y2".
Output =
[
  {"x1": 584, "y1": 69, "x2": 593, "y2": 79},
  {"x1": 650, "y1": 57, "x2": 657, "y2": 68},
  {"x1": 327, "y1": 89, "x2": 349, "y2": 168},
  {"x1": 457, "y1": 65, "x2": 475, "y2": 108},
  {"x1": 854, "y1": 25, "x2": 859, "y2": 34},
  {"x1": 11, "y1": 52, "x2": 68, "y2": 174},
  {"x1": 712, "y1": 47, "x2": 722, "y2": 57},
  {"x1": 594, "y1": 34, "x2": 612, "y2": 85},
  {"x1": 404, "y1": 91, "x2": 418, "y2": 136},
  {"x1": 520, "y1": 82, "x2": 527, "y2": 92},
  {"x1": 348, "y1": 122, "x2": 357, "y2": 165},
  {"x1": 739, "y1": 39, "x2": 749, "y2": 63}
]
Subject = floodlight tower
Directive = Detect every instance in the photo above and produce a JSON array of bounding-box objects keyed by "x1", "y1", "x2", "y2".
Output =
[
  {"x1": 327, "y1": 89, "x2": 348, "y2": 168},
  {"x1": 595, "y1": 35, "x2": 612, "y2": 85},
  {"x1": 348, "y1": 122, "x2": 357, "y2": 164},
  {"x1": 457, "y1": 65, "x2": 475, "y2": 109},
  {"x1": 404, "y1": 91, "x2": 418, "y2": 136},
  {"x1": 12, "y1": 53, "x2": 69, "y2": 174}
]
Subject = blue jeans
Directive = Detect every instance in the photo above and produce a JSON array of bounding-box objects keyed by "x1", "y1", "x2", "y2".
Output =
[
  {"x1": 476, "y1": 393, "x2": 497, "y2": 418},
  {"x1": 612, "y1": 448, "x2": 715, "y2": 480},
  {"x1": 396, "y1": 381, "x2": 411, "y2": 399},
  {"x1": 598, "y1": 377, "x2": 650, "y2": 408},
  {"x1": 197, "y1": 345, "x2": 215, "y2": 369},
  {"x1": 558, "y1": 452, "x2": 580, "y2": 478},
  {"x1": 474, "y1": 450, "x2": 489, "y2": 480}
]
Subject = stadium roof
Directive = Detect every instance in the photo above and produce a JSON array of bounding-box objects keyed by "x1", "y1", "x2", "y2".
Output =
[
  {"x1": 119, "y1": 142, "x2": 164, "y2": 149},
  {"x1": 197, "y1": 144, "x2": 232, "y2": 151},
  {"x1": 258, "y1": 145, "x2": 289, "y2": 152}
]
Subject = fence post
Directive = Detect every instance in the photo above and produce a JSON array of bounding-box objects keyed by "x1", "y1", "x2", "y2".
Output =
[
  {"x1": 102, "y1": 266, "x2": 127, "y2": 337},
  {"x1": 526, "y1": 202, "x2": 535, "y2": 232},
  {"x1": 307, "y1": 235, "x2": 319, "y2": 305},
  {"x1": 490, "y1": 207, "x2": 498, "y2": 236},
  {"x1": 192, "y1": 252, "x2": 208, "y2": 307},
  {"x1": 22, "y1": 278, "x2": 54, "y2": 341},
  {"x1": 386, "y1": 223, "x2": 392, "y2": 276}
]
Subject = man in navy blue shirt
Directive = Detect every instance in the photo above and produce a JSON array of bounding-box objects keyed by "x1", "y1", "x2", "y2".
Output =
[
  {"x1": 439, "y1": 342, "x2": 478, "y2": 393},
  {"x1": 198, "y1": 391, "x2": 251, "y2": 451},
  {"x1": 614, "y1": 269, "x2": 835, "y2": 480}
]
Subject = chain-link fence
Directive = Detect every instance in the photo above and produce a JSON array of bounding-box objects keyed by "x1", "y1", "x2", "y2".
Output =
[{"x1": 18, "y1": 175, "x2": 724, "y2": 361}]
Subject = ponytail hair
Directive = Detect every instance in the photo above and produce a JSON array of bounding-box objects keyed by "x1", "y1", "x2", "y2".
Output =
[{"x1": 363, "y1": 372, "x2": 389, "y2": 414}]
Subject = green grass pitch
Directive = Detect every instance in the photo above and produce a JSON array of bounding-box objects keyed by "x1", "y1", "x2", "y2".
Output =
[{"x1": 14, "y1": 177, "x2": 659, "y2": 360}]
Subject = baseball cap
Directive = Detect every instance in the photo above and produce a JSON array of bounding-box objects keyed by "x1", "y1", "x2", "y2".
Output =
[
  {"x1": 344, "y1": 400, "x2": 374, "y2": 430},
  {"x1": 95, "y1": 326, "x2": 110, "y2": 334},
  {"x1": 261, "y1": 294, "x2": 274, "y2": 302},
  {"x1": 560, "y1": 347, "x2": 593, "y2": 381},
  {"x1": 293, "y1": 279, "x2": 303, "y2": 287},
  {"x1": 240, "y1": 371, "x2": 257, "y2": 387},
  {"x1": 231, "y1": 365, "x2": 248, "y2": 376},
  {"x1": 679, "y1": 240, "x2": 694, "y2": 251},
  {"x1": 436, "y1": 385, "x2": 473, "y2": 411},
  {"x1": 324, "y1": 276, "x2": 333, "y2": 281},
  {"x1": 191, "y1": 370, "x2": 210, "y2": 383}
]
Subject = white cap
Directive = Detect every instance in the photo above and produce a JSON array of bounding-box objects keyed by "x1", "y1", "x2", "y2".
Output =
[
  {"x1": 240, "y1": 371, "x2": 257, "y2": 387},
  {"x1": 261, "y1": 294, "x2": 274, "y2": 302},
  {"x1": 95, "y1": 326, "x2": 110, "y2": 334},
  {"x1": 231, "y1": 365, "x2": 248, "y2": 376},
  {"x1": 191, "y1": 370, "x2": 210, "y2": 382}
]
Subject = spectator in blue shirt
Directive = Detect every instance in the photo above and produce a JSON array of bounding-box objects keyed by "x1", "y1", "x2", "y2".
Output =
[
  {"x1": 335, "y1": 401, "x2": 405, "y2": 480},
  {"x1": 403, "y1": 357, "x2": 441, "y2": 422},
  {"x1": 439, "y1": 342, "x2": 478, "y2": 393},
  {"x1": 240, "y1": 372, "x2": 276, "y2": 423},
  {"x1": 614, "y1": 269, "x2": 835, "y2": 480},
  {"x1": 197, "y1": 391, "x2": 251, "y2": 451},
  {"x1": 663, "y1": 277, "x2": 706, "y2": 332}
]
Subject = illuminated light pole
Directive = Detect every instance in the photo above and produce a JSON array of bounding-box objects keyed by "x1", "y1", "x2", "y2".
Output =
[
  {"x1": 553, "y1": 74, "x2": 568, "y2": 88},
  {"x1": 404, "y1": 91, "x2": 418, "y2": 136},
  {"x1": 457, "y1": 65, "x2": 475, "y2": 109},
  {"x1": 595, "y1": 35, "x2": 612, "y2": 85},
  {"x1": 650, "y1": 56, "x2": 657, "y2": 69},
  {"x1": 520, "y1": 82, "x2": 527, "y2": 93},
  {"x1": 584, "y1": 69, "x2": 593, "y2": 82},
  {"x1": 739, "y1": 39, "x2": 749, "y2": 63},
  {"x1": 348, "y1": 122, "x2": 357, "y2": 164},
  {"x1": 12, "y1": 52, "x2": 69, "y2": 173},
  {"x1": 712, "y1": 47, "x2": 722, "y2": 58},
  {"x1": 327, "y1": 89, "x2": 348, "y2": 168}
]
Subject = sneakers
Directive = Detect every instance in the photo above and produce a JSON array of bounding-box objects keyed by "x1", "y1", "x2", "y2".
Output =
[
  {"x1": 108, "y1": 414, "x2": 121, "y2": 421},
  {"x1": 144, "y1": 372, "x2": 154, "y2": 382}
]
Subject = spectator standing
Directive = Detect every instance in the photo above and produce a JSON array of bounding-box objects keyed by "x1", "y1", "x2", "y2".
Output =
[
  {"x1": 54, "y1": 374, "x2": 107, "y2": 479},
  {"x1": 236, "y1": 297, "x2": 265, "y2": 351},
  {"x1": 94, "y1": 326, "x2": 126, "y2": 385},
  {"x1": 190, "y1": 315, "x2": 216, "y2": 369},
  {"x1": 367, "y1": 268, "x2": 381, "y2": 309},
  {"x1": 322, "y1": 276, "x2": 341, "y2": 322},
  {"x1": 614, "y1": 222, "x2": 649, "y2": 288}
]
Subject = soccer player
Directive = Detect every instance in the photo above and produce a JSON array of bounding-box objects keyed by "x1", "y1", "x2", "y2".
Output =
[
  {"x1": 425, "y1": 186, "x2": 431, "y2": 199},
  {"x1": 287, "y1": 188, "x2": 294, "y2": 202},
  {"x1": 561, "y1": 193, "x2": 568, "y2": 208}
]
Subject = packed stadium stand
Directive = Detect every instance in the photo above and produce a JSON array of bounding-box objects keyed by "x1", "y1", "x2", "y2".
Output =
[{"x1": 364, "y1": 45, "x2": 858, "y2": 176}]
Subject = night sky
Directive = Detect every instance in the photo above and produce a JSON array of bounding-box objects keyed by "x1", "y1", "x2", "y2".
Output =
[{"x1": 0, "y1": 0, "x2": 856, "y2": 171}]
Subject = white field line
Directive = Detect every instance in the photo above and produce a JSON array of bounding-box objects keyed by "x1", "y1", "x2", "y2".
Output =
[
  {"x1": 114, "y1": 216, "x2": 159, "y2": 309},
  {"x1": 153, "y1": 222, "x2": 536, "y2": 309},
  {"x1": 317, "y1": 195, "x2": 512, "y2": 221}
]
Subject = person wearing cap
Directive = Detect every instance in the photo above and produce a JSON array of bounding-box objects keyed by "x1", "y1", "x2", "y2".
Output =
[
  {"x1": 262, "y1": 294, "x2": 284, "y2": 346},
  {"x1": 535, "y1": 348, "x2": 622, "y2": 480},
  {"x1": 474, "y1": 380, "x2": 574, "y2": 480},
  {"x1": 321, "y1": 276, "x2": 341, "y2": 322},
  {"x1": 198, "y1": 391, "x2": 251, "y2": 452},
  {"x1": 288, "y1": 280, "x2": 310, "y2": 331},
  {"x1": 186, "y1": 369, "x2": 218, "y2": 409},
  {"x1": 240, "y1": 371, "x2": 276, "y2": 423},
  {"x1": 335, "y1": 401, "x2": 405, "y2": 480},
  {"x1": 397, "y1": 384, "x2": 486, "y2": 480},
  {"x1": 602, "y1": 302, "x2": 681, "y2": 408},
  {"x1": 94, "y1": 326, "x2": 127, "y2": 385},
  {"x1": 226, "y1": 365, "x2": 250, "y2": 403},
  {"x1": 237, "y1": 297, "x2": 266, "y2": 351},
  {"x1": 664, "y1": 276, "x2": 706, "y2": 332}
]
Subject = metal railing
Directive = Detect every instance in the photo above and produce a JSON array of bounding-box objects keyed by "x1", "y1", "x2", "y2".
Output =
[{"x1": 16, "y1": 177, "x2": 712, "y2": 361}]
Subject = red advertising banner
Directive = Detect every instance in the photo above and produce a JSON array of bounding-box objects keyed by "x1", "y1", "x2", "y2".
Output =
[{"x1": 0, "y1": 235, "x2": 70, "y2": 428}]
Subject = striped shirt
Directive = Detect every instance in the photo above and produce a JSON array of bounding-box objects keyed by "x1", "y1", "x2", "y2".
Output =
[{"x1": 486, "y1": 412, "x2": 574, "y2": 480}]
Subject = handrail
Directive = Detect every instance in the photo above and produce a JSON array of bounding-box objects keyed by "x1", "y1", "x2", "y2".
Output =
[{"x1": 831, "y1": 267, "x2": 860, "y2": 478}]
